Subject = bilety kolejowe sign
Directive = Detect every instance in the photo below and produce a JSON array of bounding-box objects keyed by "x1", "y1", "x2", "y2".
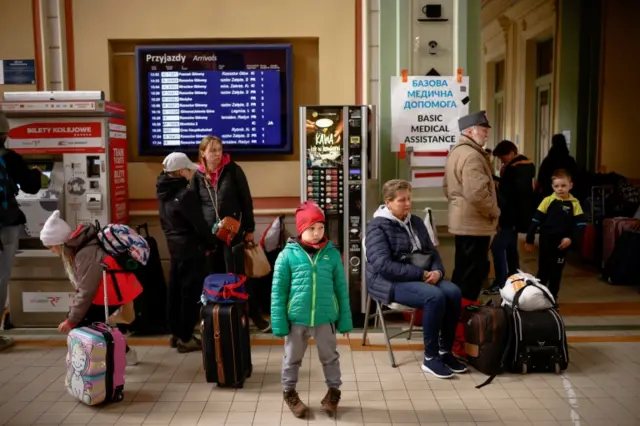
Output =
[{"x1": 390, "y1": 76, "x2": 470, "y2": 152}]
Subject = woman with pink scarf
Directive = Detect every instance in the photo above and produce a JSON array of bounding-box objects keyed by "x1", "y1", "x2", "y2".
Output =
[{"x1": 190, "y1": 136, "x2": 270, "y2": 331}]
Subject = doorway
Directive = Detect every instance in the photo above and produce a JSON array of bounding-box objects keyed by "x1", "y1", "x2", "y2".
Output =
[{"x1": 534, "y1": 39, "x2": 554, "y2": 165}]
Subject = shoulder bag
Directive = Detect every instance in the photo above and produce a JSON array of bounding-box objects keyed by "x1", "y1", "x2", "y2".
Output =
[{"x1": 203, "y1": 175, "x2": 241, "y2": 246}]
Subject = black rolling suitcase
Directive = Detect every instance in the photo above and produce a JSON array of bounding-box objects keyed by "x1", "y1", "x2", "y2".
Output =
[
  {"x1": 604, "y1": 230, "x2": 640, "y2": 286},
  {"x1": 504, "y1": 283, "x2": 569, "y2": 375},
  {"x1": 201, "y1": 302, "x2": 252, "y2": 388},
  {"x1": 126, "y1": 224, "x2": 167, "y2": 335}
]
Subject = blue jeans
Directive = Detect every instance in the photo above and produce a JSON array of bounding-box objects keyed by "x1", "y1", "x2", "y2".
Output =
[
  {"x1": 393, "y1": 279, "x2": 461, "y2": 358},
  {"x1": 491, "y1": 227, "x2": 520, "y2": 288},
  {"x1": 0, "y1": 225, "x2": 21, "y2": 313}
]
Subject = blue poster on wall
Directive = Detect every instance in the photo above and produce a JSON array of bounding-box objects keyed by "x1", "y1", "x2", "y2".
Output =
[{"x1": 0, "y1": 60, "x2": 36, "y2": 85}]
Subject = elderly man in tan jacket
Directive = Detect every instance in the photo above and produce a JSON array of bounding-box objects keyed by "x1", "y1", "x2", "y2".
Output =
[{"x1": 443, "y1": 111, "x2": 500, "y2": 301}]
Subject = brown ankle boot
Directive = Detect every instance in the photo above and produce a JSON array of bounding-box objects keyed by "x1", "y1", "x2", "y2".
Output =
[
  {"x1": 321, "y1": 387, "x2": 341, "y2": 417},
  {"x1": 283, "y1": 389, "x2": 308, "y2": 418}
]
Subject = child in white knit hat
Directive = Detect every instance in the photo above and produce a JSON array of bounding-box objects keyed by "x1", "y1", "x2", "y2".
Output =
[{"x1": 40, "y1": 210, "x2": 140, "y2": 365}]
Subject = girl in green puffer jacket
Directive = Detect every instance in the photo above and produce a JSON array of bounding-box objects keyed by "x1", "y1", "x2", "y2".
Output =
[{"x1": 271, "y1": 201, "x2": 352, "y2": 419}]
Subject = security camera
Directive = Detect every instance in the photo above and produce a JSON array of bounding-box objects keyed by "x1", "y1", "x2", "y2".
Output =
[{"x1": 428, "y1": 40, "x2": 438, "y2": 55}]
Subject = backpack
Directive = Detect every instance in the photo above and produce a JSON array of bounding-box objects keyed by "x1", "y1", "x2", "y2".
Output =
[
  {"x1": 201, "y1": 273, "x2": 248, "y2": 304},
  {"x1": 464, "y1": 302, "x2": 509, "y2": 388},
  {"x1": 96, "y1": 223, "x2": 150, "y2": 268},
  {"x1": 0, "y1": 148, "x2": 15, "y2": 227},
  {"x1": 259, "y1": 215, "x2": 286, "y2": 253}
]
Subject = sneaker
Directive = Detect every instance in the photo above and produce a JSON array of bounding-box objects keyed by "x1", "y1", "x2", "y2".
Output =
[
  {"x1": 126, "y1": 348, "x2": 139, "y2": 366},
  {"x1": 320, "y1": 387, "x2": 341, "y2": 417},
  {"x1": 177, "y1": 337, "x2": 202, "y2": 353},
  {"x1": 283, "y1": 389, "x2": 308, "y2": 418},
  {"x1": 482, "y1": 285, "x2": 501, "y2": 295},
  {"x1": 252, "y1": 316, "x2": 272, "y2": 333},
  {"x1": 169, "y1": 336, "x2": 178, "y2": 348},
  {"x1": 440, "y1": 352, "x2": 468, "y2": 374},
  {"x1": 421, "y1": 356, "x2": 454, "y2": 379},
  {"x1": 0, "y1": 336, "x2": 14, "y2": 352}
]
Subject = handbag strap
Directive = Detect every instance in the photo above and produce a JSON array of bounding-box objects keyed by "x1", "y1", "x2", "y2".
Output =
[
  {"x1": 203, "y1": 175, "x2": 220, "y2": 220},
  {"x1": 203, "y1": 171, "x2": 243, "y2": 226}
]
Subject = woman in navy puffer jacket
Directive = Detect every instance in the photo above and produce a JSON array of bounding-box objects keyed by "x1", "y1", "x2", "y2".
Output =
[{"x1": 365, "y1": 179, "x2": 466, "y2": 379}]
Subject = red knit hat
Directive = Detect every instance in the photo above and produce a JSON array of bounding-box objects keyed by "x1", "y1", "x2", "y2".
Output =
[{"x1": 295, "y1": 201, "x2": 325, "y2": 235}]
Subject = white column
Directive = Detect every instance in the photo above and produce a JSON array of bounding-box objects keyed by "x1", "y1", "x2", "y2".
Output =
[
  {"x1": 37, "y1": 0, "x2": 68, "y2": 91},
  {"x1": 368, "y1": 0, "x2": 380, "y2": 108}
]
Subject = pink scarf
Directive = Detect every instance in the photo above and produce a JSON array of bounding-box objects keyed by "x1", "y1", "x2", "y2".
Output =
[{"x1": 198, "y1": 153, "x2": 231, "y2": 188}]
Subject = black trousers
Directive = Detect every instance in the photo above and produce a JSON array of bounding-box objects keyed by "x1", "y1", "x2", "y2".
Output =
[
  {"x1": 167, "y1": 255, "x2": 207, "y2": 342},
  {"x1": 206, "y1": 237, "x2": 246, "y2": 276},
  {"x1": 451, "y1": 235, "x2": 492, "y2": 301},
  {"x1": 537, "y1": 234, "x2": 567, "y2": 300},
  {"x1": 77, "y1": 305, "x2": 130, "y2": 352},
  {"x1": 206, "y1": 241, "x2": 263, "y2": 320}
]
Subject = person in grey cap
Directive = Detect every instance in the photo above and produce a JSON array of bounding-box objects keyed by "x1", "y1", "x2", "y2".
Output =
[
  {"x1": 157, "y1": 152, "x2": 217, "y2": 353},
  {"x1": 443, "y1": 110, "x2": 499, "y2": 302},
  {"x1": 0, "y1": 111, "x2": 43, "y2": 350}
]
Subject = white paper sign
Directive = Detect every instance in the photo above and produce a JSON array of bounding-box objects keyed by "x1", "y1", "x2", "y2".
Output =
[
  {"x1": 411, "y1": 169, "x2": 445, "y2": 188},
  {"x1": 391, "y1": 76, "x2": 470, "y2": 152},
  {"x1": 22, "y1": 292, "x2": 75, "y2": 313}
]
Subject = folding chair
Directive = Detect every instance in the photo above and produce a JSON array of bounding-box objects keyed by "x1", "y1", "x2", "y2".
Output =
[{"x1": 360, "y1": 236, "x2": 419, "y2": 368}]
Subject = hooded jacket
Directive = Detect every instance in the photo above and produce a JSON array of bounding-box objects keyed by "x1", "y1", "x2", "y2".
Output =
[
  {"x1": 156, "y1": 172, "x2": 216, "y2": 258},
  {"x1": 365, "y1": 206, "x2": 444, "y2": 304},
  {"x1": 270, "y1": 238, "x2": 353, "y2": 337},
  {"x1": 64, "y1": 224, "x2": 142, "y2": 324},
  {"x1": 443, "y1": 136, "x2": 500, "y2": 236},
  {"x1": 190, "y1": 159, "x2": 255, "y2": 234},
  {"x1": 497, "y1": 154, "x2": 536, "y2": 232},
  {"x1": 0, "y1": 147, "x2": 42, "y2": 226}
]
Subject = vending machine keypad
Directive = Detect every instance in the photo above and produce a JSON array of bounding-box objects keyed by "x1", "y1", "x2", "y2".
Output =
[{"x1": 306, "y1": 168, "x2": 343, "y2": 214}]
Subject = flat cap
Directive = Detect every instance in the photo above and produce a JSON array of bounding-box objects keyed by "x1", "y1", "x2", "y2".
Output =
[{"x1": 458, "y1": 110, "x2": 491, "y2": 131}]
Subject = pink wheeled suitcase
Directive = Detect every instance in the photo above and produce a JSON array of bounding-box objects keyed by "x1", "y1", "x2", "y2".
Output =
[{"x1": 65, "y1": 267, "x2": 127, "y2": 405}]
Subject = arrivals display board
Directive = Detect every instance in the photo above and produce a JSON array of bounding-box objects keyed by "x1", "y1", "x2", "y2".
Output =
[{"x1": 136, "y1": 45, "x2": 293, "y2": 155}]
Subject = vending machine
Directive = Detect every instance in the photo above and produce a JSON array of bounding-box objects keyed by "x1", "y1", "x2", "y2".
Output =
[
  {"x1": 0, "y1": 91, "x2": 130, "y2": 327},
  {"x1": 299, "y1": 105, "x2": 378, "y2": 322}
]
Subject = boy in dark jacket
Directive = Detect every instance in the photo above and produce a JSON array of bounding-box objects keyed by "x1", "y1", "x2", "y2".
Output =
[
  {"x1": 157, "y1": 152, "x2": 216, "y2": 353},
  {"x1": 0, "y1": 112, "x2": 42, "y2": 350},
  {"x1": 485, "y1": 140, "x2": 536, "y2": 295},
  {"x1": 525, "y1": 169, "x2": 586, "y2": 300}
]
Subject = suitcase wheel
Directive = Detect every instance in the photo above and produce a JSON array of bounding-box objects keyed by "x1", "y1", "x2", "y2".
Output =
[
  {"x1": 114, "y1": 390, "x2": 124, "y2": 402},
  {"x1": 554, "y1": 363, "x2": 561, "y2": 374},
  {"x1": 521, "y1": 363, "x2": 528, "y2": 375},
  {"x1": 232, "y1": 382, "x2": 244, "y2": 389}
]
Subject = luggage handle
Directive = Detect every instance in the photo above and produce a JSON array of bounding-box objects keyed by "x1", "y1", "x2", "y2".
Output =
[
  {"x1": 512, "y1": 278, "x2": 557, "y2": 311},
  {"x1": 101, "y1": 265, "x2": 110, "y2": 323},
  {"x1": 99, "y1": 263, "x2": 125, "y2": 324},
  {"x1": 136, "y1": 223, "x2": 150, "y2": 238}
]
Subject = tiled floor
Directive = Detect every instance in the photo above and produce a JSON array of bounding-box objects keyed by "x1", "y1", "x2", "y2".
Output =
[
  {"x1": 1, "y1": 340, "x2": 640, "y2": 426},
  {"x1": 435, "y1": 236, "x2": 640, "y2": 303},
  {"x1": 1, "y1": 237, "x2": 639, "y2": 425}
]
